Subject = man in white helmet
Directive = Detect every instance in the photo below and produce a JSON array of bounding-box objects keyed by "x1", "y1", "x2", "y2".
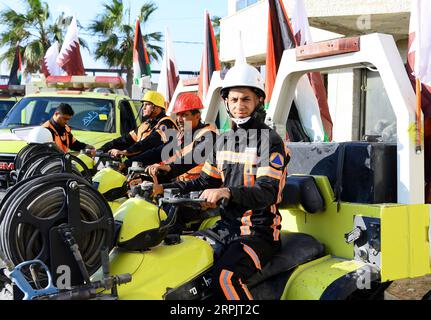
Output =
[{"x1": 153, "y1": 61, "x2": 289, "y2": 300}]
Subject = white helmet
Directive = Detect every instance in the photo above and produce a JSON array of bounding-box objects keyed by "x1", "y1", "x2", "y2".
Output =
[
  {"x1": 26, "y1": 127, "x2": 53, "y2": 144},
  {"x1": 221, "y1": 63, "x2": 265, "y2": 99},
  {"x1": 221, "y1": 63, "x2": 265, "y2": 125}
]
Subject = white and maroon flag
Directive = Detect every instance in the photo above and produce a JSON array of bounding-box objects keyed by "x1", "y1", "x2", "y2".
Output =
[
  {"x1": 157, "y1": 27, "x2": 179, "y2": 106},
  {"x1": 57, "y1": 16, "x2": 85, "y2": 75},
  {"x1": 41, "y1": 41, "x2": 64, "y2": 77},
  {"x1": 407, "y1": 0, "x2": 431, "y2": 202},
  {"x1": 409, "y1": 0, "x2": 431, "y2": 87}
]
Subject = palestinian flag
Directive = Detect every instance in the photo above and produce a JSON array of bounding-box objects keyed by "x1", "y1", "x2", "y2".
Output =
[
  {"x1": 264, "y1": 0, "x2": 295, "y2": 108},
  {"x1": 198, "y1": 10, "x2": 221, "y2": 101},
  {"x1": 265, "y1": 0, "x2": 333, "y2": 141},
  {"x1": 290, "y1": 0, "x2": 333, "y2": 141},
  {"x1": 133, "y1": 19, "x2": 151, "y2": 85},
  {"x1": 8, "y1": 44, "x2": 22, "y2": 85}
]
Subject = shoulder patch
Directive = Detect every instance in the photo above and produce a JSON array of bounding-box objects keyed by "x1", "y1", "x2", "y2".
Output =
[
  {"x1": 159, "y1": 124, "x2": 167, "y2": 132},
  {"x1": 269, "y1": 152, "x2": 284, "y2": 169}
]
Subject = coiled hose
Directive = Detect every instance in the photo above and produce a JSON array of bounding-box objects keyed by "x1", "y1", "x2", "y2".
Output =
[
  {"x1": 16, "y1": 153, "x2": 92, "y2": 183},
  {"x1": 0, "y1": 173, "x2": 114, "y2": 280},
  {"x1": 14, "y1": 143, "x2": 61, "y2": 172}
]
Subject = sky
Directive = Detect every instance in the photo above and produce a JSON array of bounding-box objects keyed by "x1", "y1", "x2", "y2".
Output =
[{"x1": 0, "y1": 0, "x2": 227, "y2": 80}]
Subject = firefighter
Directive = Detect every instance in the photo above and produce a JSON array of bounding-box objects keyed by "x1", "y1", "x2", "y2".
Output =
[
  {"x1": 153, "y1": 62, "x2": 289, "y2": 300},
  {"x1": 100, "y1": 90, "x2": 177, "y2": 168},
  {"x1": 42, "y1": 103, "x2": 94, "y2": 153},
  {"x1": 147, "y1": 92, "x2": 217, "y2": 182}
]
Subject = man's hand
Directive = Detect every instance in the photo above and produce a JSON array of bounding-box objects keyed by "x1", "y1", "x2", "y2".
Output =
[
  {"x1": 109, "y1": 149, "x2": 127, "y2": 158},
  {"x1": 152, "y1": 183, "x2": 164, "y2": 197},
  {"x1": 85, "y1": 144, "x2": 95, "y2": 150},
  {"x1": 199, "y1": 188, "x2": 231, "y2": 209},
  {"x1": 147, "y1": 164, "x2": 172, "y2": 176}
]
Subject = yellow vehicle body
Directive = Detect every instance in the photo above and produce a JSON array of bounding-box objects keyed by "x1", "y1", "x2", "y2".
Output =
[
  {"x1": 103, "y1": 236, "x2": 213, "y2": 300},
  {"x1": 92, "y1": 196, "x2": 214, "y2": 300},
  {"x1": 277, "y1": 175, "x2": 431, "y2": 299}
]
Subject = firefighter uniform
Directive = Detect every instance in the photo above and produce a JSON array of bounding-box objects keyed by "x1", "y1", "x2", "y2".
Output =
[
  {"x1": 164, "y1": 122, "x2": 218, "y2": 181},
  {"x1": 163, "y1": 117, "x2": 289, "y2": 299},
  {"x1": 100, "y1": 112, "x2": 177, "y2": 166},
  {"x1": 42, "y1": 119, "x2": 87, "y2": 153}
]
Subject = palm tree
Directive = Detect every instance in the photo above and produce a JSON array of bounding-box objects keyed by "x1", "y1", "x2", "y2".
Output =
[
  {"x1": 211, "y1": 16, "x2": 221, "y2": 52},
  {"x1": 89, "y1": 0, "x2": 163, "y2": 94},
  {"x1": 0, "y1": 0, "x2": 88, "y2": 74}
]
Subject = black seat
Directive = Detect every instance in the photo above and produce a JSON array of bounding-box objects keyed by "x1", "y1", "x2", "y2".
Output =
[
  {"x1": 280, "y1": 175, "x2": 325, "y2": 213},
  {"x1": 248, "y1": 231, "x2": 325, "y2": 288}
]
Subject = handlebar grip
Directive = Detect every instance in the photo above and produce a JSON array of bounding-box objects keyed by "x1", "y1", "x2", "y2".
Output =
[
  {"x1": 220, "y1": 197, "x2": 229, "y2": 209},
  {"x1": 116, "y1": 273, "x2": 132, "y2": 285}
]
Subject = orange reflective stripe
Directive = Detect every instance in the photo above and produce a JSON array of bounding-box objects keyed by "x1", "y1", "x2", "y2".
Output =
[
  {"x1": 42, "y1": 121, "x2": 69, "y2": 152},
  {"x1": 244, "y1": 162, "x2": 255, "y2": 186},
  {"x1": 219, "y1": 270, "x2": 240, "y2": 300},
  {"x1": 166, "y1": 125, "x2": 214, "y2": 164},
  {"x1": 256, "y1": 166, "x2": 283, "y2": 180},
  {"x1": 134, "y1": 122, "x2": 149, "y2": 141},
  {"x1": 271, "y1": 214, "x2": 281, "y2": 241},
  {"x1": 129, "y1": 131, "x2": 138, "y2": 142},
  {"x1": 202, "y1": 162, "x2": 221, "y2": 179},
  {"x1": 157, "y1": 129, "x2": 168, "y2": 143},
  {"x1": 242, "y1": 243, "x2": 262, "y2": 270},
  {"x1": 217, "y1": 151, "x2": 258, "y2": 165},
  {"x1": 240, "y1": 210, "x2": 252, "y2": 236},
  {"x1": 176, "y1": 163, "x2": 203, "y2": 182},
  {"x1": 239, "y1": 278, "x2": 254, "y2": 300},
  {"x1": 277, "y1": 166, "x2": 288, "y2": 204},
  {"x1": 194, "y1": 124, "x2": 217, "y2": 140},
  {"x1": 240, "y1": 226, "x2": 251, "y2": 236}
]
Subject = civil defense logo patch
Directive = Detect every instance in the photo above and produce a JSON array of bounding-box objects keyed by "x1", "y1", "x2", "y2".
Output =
[{"x1": 269, "y1": 152, "x2": 284, "y2": 169}]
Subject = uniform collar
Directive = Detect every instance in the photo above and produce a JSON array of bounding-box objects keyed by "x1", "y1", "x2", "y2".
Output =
[{"x1": 50, "y1": 118, "x2": 65, "y2": 135}]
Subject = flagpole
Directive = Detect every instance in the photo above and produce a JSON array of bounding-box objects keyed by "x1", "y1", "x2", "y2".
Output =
[{"x1": 416, "y1": 78, "x2": 422, "y2": 154}]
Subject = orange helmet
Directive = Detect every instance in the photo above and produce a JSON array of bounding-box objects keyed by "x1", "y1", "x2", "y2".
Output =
[{"x1": 172, "y1": 93, "x2": 203, "y2": 114}]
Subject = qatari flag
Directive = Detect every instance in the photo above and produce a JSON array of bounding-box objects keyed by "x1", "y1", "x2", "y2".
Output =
[
  {"x1": 133, "y1": 19, "x2": 151, "y2": 85},
  {"x1": 41, "y1": 41, "x2": 63, "y2": 77},
  {"x1": 157, "y1": 27, "x2": 179, "y2": 106},
  {"x1": 57, "y1": 17, "x2": 85, "y2": 75},
  {"x1": 198, "y1": 10, "x2": 221, "y2": 102}
]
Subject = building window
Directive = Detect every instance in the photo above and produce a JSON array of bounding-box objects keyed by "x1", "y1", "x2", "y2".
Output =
[{"x1": 236, "y1": 0, "x2": 259, "y2": 12}]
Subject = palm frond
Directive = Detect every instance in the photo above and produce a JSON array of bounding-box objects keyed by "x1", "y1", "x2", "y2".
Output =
[{"x1": 139, "y1": 2, "x2": 158, "y2": 24}]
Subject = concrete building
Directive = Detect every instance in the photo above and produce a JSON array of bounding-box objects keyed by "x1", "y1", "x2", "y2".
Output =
[{"x1": 220, "y1": 0, "x2": 412, "y2": 142}]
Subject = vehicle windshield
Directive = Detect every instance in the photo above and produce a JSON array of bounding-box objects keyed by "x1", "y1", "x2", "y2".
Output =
[
  {"x1": 1, "y1": 97, "x2": 115, "y2": 133},
  {"x1": 0, "y1": 100, "x2": 17, "y2": 124}
]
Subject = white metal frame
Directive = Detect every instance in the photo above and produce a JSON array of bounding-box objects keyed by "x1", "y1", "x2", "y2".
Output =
[{"x1": 265, "y1": 33, "x2": 423, "y2": 205}]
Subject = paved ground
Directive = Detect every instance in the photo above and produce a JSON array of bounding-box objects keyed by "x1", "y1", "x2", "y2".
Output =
[{"x1": 385, "y1": 275, "x2": 431, "y2": 300}]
